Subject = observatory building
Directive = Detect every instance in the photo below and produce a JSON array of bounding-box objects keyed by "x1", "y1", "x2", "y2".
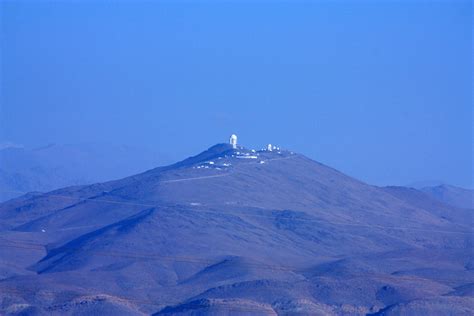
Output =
[{"x1": 229, "y1": 134, "x2": 238, "y2": 149}]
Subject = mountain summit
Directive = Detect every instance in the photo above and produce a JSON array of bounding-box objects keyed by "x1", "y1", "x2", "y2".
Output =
[{"x1": 0, "y1": 143, "x2": 472, "y2": 315}]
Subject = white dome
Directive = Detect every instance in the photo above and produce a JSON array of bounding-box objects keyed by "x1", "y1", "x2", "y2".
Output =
[{"x1": 229, "y1": 134, "x2": 238, "y2": 148}]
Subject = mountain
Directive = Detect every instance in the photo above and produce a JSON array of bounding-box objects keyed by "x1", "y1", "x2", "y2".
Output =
[
  {"x1": 419, "y1": 184, "x2": 473, "y2": 209},
  {"x1": 406, "y1": 180, "x2": 446, "y2": 189},
  {"x1": 0, "y1": 143, "x2": 170, "y2": 202},
  {"x1": 0, "y1": 143, "x2": 472, "y2": 315}
]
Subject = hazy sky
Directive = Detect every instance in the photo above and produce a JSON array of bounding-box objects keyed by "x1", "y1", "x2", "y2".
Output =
[{"x1": 1, "y1": 0, "x2": 472, "y2": 188}]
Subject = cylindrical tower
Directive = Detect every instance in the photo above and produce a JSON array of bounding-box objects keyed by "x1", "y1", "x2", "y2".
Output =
[{"x1": 229, "y1": 134, "x2": 238, "y2": 149}]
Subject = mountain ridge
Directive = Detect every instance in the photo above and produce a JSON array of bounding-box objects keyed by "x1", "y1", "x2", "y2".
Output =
[{"x1": 0, "y1": 143, "x2": 472, "y2": 315}]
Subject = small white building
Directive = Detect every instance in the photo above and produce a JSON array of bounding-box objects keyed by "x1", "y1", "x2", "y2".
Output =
[
  {"x1": 229, "y1": 134, "x2": 238, "y2": 149},
  {"x1": 267, "y1": 144, "x2": 273, "y2": 151}
]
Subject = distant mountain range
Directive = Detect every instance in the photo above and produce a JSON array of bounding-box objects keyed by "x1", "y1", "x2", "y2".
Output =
[
  {"x1": 419, "y1": 184, "x2": 473, "y2": 209},
  {"x1": 0, "y1": 143, "x2": 472, "y2": 315},
  {"x1": 0, "y1": 143, "x2": 170, "y2": 202}
]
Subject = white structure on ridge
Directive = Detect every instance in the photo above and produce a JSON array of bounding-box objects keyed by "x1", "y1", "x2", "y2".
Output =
[
  {"x1": 267, "y1": 144, "x2": 273, "y2": 151},
  {"x1": 229, "y1": 134, "x2": 238, "y2": 149}
]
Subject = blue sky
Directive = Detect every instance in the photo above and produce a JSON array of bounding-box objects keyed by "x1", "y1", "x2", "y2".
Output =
[{"x1": 1, "y1": 0, "x2": 472, "y2": 188}]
